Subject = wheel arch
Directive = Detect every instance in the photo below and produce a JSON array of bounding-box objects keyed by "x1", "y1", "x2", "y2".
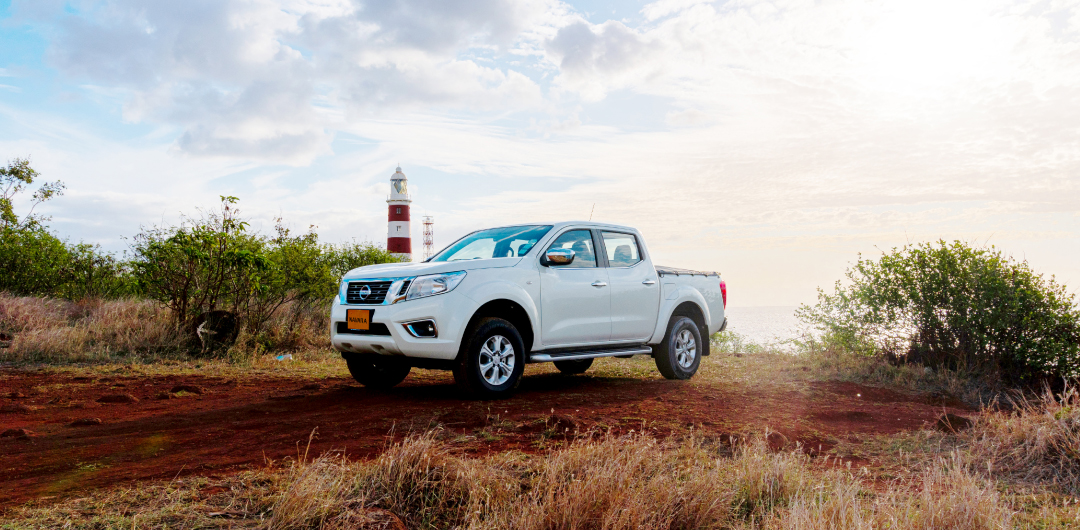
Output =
[
  {"x1": 667, "y1": 301, "x2": 711, "y2": 357},
  {"x1": 460, "y1": 298, "x2": 536, "y2": 357}
]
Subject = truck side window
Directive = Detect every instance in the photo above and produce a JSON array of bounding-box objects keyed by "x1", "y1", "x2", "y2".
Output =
[
  {"x1": 601, "y1": 232, "x2": 643, "y2": 267},
  {"x1": 546, "y1": 230, "x2": 597, "y2": 268}
]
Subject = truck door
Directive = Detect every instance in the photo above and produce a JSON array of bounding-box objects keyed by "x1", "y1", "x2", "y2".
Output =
[
  {"x1": 538, "y1": 229, "x2": 612, "y2": 346},
  {"x1": 599, "y1": 230, "x2": 660, "y2": 342}
]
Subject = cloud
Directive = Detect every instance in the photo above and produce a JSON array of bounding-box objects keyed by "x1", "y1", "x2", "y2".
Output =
[
  {"x1": 6, "y1": 0, "x2": 1080, "y2": 304},
  {"x1": 19, "y1": 0, "x2": 558, "y2": 163},
  {"x1": 545, "y1": 19, "x2": 657, "y2": 100}
]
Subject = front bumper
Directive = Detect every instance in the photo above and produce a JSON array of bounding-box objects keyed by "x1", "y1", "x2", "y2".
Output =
[{"x1": 330, "y1": 291, "x2": 478, "y2": 361}]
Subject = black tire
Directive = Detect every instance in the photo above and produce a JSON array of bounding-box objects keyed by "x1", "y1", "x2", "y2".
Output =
[
  {"x1": 654, "y1": 316, "x2": 702, "y2": 380},
  {"x1": 345, "y1": 354, "x2": 411, "y2": 389},
  {"x1": 554, "y1": 358, "x2": 593, "y2": 374},
  {"x1": 453, "y1": 318, "x2": 526, "y2": 399}
]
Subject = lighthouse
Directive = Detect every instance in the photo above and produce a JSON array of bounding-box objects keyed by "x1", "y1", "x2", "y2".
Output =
[{"x1": 387, "y1": 166, "x2": 412, "y2": 261}]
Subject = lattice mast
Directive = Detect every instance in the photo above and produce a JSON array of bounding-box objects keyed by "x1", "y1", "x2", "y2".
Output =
[{"x1": 422, "y1": 215, "x2": 435, "y2": 260}]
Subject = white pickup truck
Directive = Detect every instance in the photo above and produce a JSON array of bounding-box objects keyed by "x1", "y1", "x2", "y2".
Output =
[{"x1": 331, "y1": 222, "x2": 727, "y2": 398}]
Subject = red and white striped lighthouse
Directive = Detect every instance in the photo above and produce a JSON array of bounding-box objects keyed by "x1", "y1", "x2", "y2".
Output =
[{"x1": 387, "y1": 166, "x2": 412, "y2": 261}]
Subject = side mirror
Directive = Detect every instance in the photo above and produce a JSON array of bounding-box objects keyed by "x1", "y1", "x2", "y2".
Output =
[{"x1": 544, "y1": 248, "x2": 575, "y2": 266}]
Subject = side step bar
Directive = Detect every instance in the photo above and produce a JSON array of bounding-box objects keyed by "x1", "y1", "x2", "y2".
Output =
[{"x1": 530, "y1": 346, "x2": 652, "y2": 363}]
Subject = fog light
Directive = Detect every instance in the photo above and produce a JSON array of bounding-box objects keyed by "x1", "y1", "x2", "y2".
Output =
[{"x1": 403, "y1": 320, "x2": 438, "y2": 338}]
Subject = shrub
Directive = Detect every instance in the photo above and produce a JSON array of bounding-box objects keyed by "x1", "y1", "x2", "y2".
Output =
[
  {"x1": 798, "y1": 240, "x2": 1080, "y2": 384},
  {"x1": 131, "y1": 196, "x2": 272, "y2": 326},
  {"x1": 131, "y1": 197, "x2": 400, "y2": 350},
  {"x1": 0, "y1": 157, "x2": 133, "y2": 299},
  {"x1": 0, "y1": 225, "x2": 72, "y2": 296}
]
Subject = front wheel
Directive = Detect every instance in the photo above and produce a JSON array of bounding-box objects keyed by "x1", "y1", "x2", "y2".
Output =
[
  {"x1": 345, "y1": 354, "x2": 411, "y2": 389},
  {"x1": 453, "y1": 318, "x2": 525, "y2": 399},
  {"x1": 654, "y1": 316, "x2": 702, "y2": 380}
]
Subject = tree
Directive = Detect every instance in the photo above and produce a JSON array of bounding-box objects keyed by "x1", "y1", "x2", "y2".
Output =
[
  {"x1": 798, "y1": 240, "x2": 1080, "y2": 384},
  {"x1": 131, "y1": 196, "x2": 271, "y2": 325},
  {"x1": 1, "y1": 157, "x2": 64, "y2": 230},
  {"x1": 0, "y1": 158, "x2": 76, "y2": 296}
]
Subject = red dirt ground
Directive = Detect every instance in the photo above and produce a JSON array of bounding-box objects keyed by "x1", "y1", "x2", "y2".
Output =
[{"x1": 0, "y1": 366, "x2": 971, "y2": 509}]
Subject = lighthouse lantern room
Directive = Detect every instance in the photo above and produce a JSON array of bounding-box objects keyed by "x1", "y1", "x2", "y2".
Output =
[{"x1": 387, "y1": 166, "x2": 412, "y2": 261}]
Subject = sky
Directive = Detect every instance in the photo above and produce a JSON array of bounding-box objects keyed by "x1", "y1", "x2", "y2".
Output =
[{"x1": 1, "y1": 0, "x2": 1078, "y2": 307}]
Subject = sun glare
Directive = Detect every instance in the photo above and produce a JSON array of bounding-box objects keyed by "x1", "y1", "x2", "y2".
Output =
[{"x1": 852, "y1": 0, "x2": 1012, "y2": 95}]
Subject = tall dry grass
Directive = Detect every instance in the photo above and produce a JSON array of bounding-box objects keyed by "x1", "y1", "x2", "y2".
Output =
[
  {"x1": 0, "y1": 293, "x2": 333, "y2": 364},
  {"x1": 784, "y1": 455, "x2": 1012, "y2": 530},
  {"x1": 261, "y1": 431, "x2": 1015, "y2": 530},
  {"x1": 964, "y1": 386, "x2": 1080, "y2": 493},
  {"x1": 0, "y1": 293, "x2": 186, "y2": 363},
  {"x1": 2, "y1": 427, "x2": 1028, "y2": 529}
]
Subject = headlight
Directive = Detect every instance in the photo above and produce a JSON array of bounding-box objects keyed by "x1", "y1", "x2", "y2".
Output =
[{"x1": 405, "y1": 271, "x2": 467, "y2": 300}]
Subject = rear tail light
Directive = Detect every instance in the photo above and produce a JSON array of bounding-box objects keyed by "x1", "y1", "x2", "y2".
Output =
[{"x1": 719, "y1": 279, "x2": 727, "y2": 308}]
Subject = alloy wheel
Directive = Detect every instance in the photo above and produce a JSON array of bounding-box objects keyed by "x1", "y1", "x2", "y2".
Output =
[
  {"x1": 479, "y1": 334, "x2": 515, "y2": 386},
  {"x1": 674, "y1": 328, "x2": 697, "y2": 368}
]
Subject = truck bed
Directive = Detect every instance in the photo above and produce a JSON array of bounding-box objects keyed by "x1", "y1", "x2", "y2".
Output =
[{"x1": 655, "y1": 265, "x2": 720, "y2": 278}]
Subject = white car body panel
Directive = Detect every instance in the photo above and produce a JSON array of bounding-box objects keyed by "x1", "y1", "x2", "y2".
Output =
[{"x1": 331, "y1": 221, "x2": 726, "y2": 362}]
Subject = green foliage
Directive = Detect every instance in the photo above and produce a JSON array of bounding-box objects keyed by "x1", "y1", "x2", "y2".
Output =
[
  {"x1": 131, "y1": 196, "x2": 274, "y2": 326},
  {"x1": 322, "y1": 239, "x2": 401, "y2": 280},
  {"x1": 0, "y1": 226, "x2": 72, "y2": 296},
  {"x1": 0, "y1": 157, "x2": 132, "y2": 298},
  {"x1": 1, "y1": 157, "x2": 64, "y2": 230},
  {"x1": 131, "y1": 197, "x2": 400, "y2": 342},
  {"x1": 798, "y1": 240, "x2": 1080, "y2": 384}
]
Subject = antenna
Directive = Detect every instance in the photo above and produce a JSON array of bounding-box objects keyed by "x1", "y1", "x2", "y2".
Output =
[
  {"x1": 589, "y1": 203, "x2": 595, "y2": 221},
  {"x1": 423, "y1": 215, "x2": 435, "y2": 260}
]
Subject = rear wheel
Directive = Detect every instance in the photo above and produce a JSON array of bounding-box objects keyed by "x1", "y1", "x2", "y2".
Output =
[
  {"x1": 554, "y1": 358, "x2": 593, "y2": 374},
  {"x1": 345, "y1": 354, "x2": 411, "y2": 389},
  {"x1": 654, "y1": 316, "x2": 702, "y2": 380},
  {"x1": 453, "y1": 318, "x2": 525, "y2": 399}
]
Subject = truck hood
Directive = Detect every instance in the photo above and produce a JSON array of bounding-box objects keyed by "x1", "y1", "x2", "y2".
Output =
[{"x1": 343, "y1": 257, "x2": 523, "y2": 280}]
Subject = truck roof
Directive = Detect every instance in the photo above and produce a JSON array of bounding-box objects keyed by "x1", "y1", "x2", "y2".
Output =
[{"x1": 483, "y1": 221, "x2": 641, "y2": 232}]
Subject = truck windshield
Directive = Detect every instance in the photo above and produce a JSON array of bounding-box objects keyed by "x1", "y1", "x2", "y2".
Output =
[{"x1": 430, "y1": 225, "x2": 553, "y2": 262}]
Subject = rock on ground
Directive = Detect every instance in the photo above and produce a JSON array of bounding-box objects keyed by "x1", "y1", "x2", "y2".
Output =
[
  {"x1": 1, "y1": 428, "x2": 33, "y2": 439},
  {"x1": 0, "y1": 403, "x2": 34, "y2": 414},
  {"x1": 170, "y1": 384, "x2": 204, "y2": 395},
  {"x1": 935, "y1": 413, "x2": 974, "y2": 432},
  {"x1": 70, "y1": 418, "x2": 103, "y2": 427}
]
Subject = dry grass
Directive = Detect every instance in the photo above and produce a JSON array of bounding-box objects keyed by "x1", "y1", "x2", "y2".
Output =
[
  {"x1": 0, "y1": 293, "x2": 334, "y2": 365},
  {"x1": 793, "y1": 343, "x2": 1002, "y2": 407},
  {"x1": 3, "y1": 431, "x2": 1022, "y2": 530},
  {"x1": 0, "y1": 294, "x2": 186, "y2": 363},
  {"x1": 964, "y1": 386, "x2": 1080, "y2": 494}
]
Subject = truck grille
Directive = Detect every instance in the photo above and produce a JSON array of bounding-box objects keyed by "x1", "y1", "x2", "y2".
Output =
[{"x1": 346, "y1": 281, "x2": 392, "y2": 304}]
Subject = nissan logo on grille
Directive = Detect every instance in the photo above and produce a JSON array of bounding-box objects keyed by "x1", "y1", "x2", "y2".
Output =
[{"x1": 346, "y1": 281, "x2": 394, "y2": 304}]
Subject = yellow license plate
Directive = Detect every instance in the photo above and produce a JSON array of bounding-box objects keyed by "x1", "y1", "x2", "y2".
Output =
[{"x1": 346, "y1": 309, "x2": 371, "y2": 331}]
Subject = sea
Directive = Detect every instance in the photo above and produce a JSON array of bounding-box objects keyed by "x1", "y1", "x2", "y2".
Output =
[{"x1": 721, "y1": 306, "x2": 803, "y2": 345}]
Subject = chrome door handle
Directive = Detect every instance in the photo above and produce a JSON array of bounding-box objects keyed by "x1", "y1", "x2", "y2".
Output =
[
  {"x1": 642, "y1": 279, "x2": 656, "y2": 285},
  {"x1": 591, "y1": 281, "x2": 608, "y2": 287}
]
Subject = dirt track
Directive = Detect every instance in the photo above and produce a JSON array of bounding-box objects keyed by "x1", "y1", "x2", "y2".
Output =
[{"x1": 0, "y1": 362, "x2": 970, "y2": 508}]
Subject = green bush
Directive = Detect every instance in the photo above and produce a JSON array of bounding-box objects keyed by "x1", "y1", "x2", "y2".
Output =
[
  {"x1": 0, "y1": 226, "x2": 71, "y2": 296},
  {"x1": 132, "y1": 196, "x2": 279, "y2": 327},
  {"x1": 1, "y1": 157, "x2": 133, "y2": 299},
  {"x1": 131, "y1": 197, "x2": 400, "y2": 340},
  {"x1": 797, "y1": 240, "x2": 1080, "y2": 384}
]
